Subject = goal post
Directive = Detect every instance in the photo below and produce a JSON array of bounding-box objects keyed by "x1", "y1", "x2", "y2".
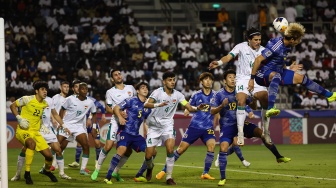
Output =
[{"x1": 0, "y1": 17, "x2": 9, "y2": 188}]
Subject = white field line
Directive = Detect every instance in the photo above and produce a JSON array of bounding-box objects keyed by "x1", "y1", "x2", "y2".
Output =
[{"x1": 157, "y1": 163, "x2": 336, "y2": 181}]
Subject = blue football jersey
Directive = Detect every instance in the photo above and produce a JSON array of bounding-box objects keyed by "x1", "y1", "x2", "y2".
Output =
[
  {"x1": 260, "y1": 37, "x2": 291, "y2": 73},
  {"x1": 211, "y1": 88, "x2": 237, "y2": 129},
  {"x1": 188, "y1": 89, "x2": 214, "y2": 130},
  {"x1": 118, "y1": 96, "x2": 151, "y2": 135}
]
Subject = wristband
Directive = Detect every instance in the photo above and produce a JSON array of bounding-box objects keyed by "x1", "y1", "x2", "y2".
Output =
[
  {"x1": 154, "y1": 103, "x2": 160, "y2": 108},
  {"x1": 93, "y1": 123, "x2": 97, "y2": 129},
  {"x1": 250, "y1": 75, "x2": 255, "y2": 79},
  {"x1": 217, "y1": 60, "x2": 223, "y2": 66}
]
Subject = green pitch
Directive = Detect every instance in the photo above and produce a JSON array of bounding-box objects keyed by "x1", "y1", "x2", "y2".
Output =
[{"x1": 7, "y1": 144, "x2": 336, "y2": 187}]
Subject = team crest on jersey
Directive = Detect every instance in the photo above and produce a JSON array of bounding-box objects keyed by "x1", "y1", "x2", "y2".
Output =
[
  {"x1": 85, "y1": 105, "x2": 88, "y2": 109},
  {"x1": 128, "y1": 91, "x2": 132, "y2": 96},
  {"x1": 172, "y1": 99, "x2": 177, "y2": 103},
  {"x1": 265, "y1": 51, "x2": 272, "y2": 57}
]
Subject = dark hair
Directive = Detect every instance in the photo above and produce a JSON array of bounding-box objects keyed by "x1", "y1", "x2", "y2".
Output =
[
  {"x1": 110, "y1": 69, "x2": 120, "y2": 77},
  {"x1": 162, "y1": 71, "x2": 175, "y2": 80},
  {"x1": 79, "y1": 82, "x2": 88, "y2": 88},
  {"x1": 223, "y1": 69, "x2": 236, "y2": 79},
  {"x1": 61, "y1": 81, "x2": 70, "y2": 85},
  {"x1": 135, "y1": 82, "x2": 149, "y2": 90},
  {"x1": 72, "y1": 79, "x2": 81, "y2": 87},
  {"x1": 246, "y1": 27, "x2": 261, "y2": 40},
  {"x1": 33, "y1": 80, "x2": 48, "y2": 90},
  {"x1": 199, "y1": 72, "x2": 214, "y2": 81}
]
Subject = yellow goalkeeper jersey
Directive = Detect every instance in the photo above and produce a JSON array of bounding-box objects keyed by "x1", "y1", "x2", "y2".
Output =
[{"x1": 16, "y1": 95, "x2": 48, "y2": 132}]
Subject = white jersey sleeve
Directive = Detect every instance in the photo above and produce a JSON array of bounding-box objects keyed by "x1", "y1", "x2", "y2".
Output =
[{"x1": 42, "y1": 97, "x2": 53, "y2": 128}]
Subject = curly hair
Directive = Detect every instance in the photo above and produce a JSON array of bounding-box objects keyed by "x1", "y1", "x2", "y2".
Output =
[{"x1": 284, "y1": 22, "x2": 305, "y2": 40}]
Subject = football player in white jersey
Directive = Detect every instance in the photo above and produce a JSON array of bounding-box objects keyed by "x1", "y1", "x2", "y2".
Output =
[
  {"x1": 50, "y1": 81, "x2": 69, "y2": 170},
  {"x1": 10, "y1": 97, "x2": 72, "y2": 181},
  {"x1": 142, "y1": 71, "x2": 206, "y2": 185},
  {"x1": 91, "y1": 69, "x2": 136, "y2": 181},
  {"x1": 57, "y1": 82, "x2": 97, "y2": 175},
  {"x1": 209, "y1": 28, "x2": 270, "y2": 146}
]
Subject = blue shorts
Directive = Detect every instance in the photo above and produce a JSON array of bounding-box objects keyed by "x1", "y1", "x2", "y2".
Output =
[
  {"x1": 182, "y1": 127, "x2": 216, "y2": 145},
  {"x1": 87, "y1": 125, "x2": 100, "y2": 140},
  {"x1": 219, "y1": 122, "x2": 257, "y2": 144},
  {"x1": 256, "y1": 69, "x2": 294, "y2": 87},
  {"x1": 117, "y1": 131, "x2": 146, "y2": 153}
]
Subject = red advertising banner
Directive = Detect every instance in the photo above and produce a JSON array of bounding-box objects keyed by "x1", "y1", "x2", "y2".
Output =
[{"x1": 307, "y1": 118, "x2": 336, "y2": 143}]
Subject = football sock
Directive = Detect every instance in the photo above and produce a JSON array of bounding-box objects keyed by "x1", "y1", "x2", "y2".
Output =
[
  {"x1": 96, "y1": 148, "x2": 108, "y2": 170},
  {"x1": 16, "y1": 152, "x2": 26, "y2": 175},
  {"x1": 233, "y1": 145, "x2": 245, "y2": 161},
  {"x1": 113, "y1": 155, "x2": 129, "y2": 173},
  {"x1": 302, "y1": 75, "x2": 332, "y2": 97},
  {"x1": 261, "y1": 108, "x2": 270, "y2": 132},
  {"x1": 95, "y1": 147, "x2": 101, "y2": 161},
  {"x1": 219, "y1": 151, "x2": 228, "y2": 180},
  {"x1": 75, "y1": 146, "x2": 82, "y2": 163},
  {"x1": 25, "y1": 149, "x2": 34, "y2": 172},
  {"x1": 262, "y1": 139, "x2": 282, "y2": 158},
  {"x1": 106, "y1": 154, "x2": 121, "y2": 179},
  {"x1": 166, "y1": 154, "x2": 175, "y2": 180},
  {"x1": 237, "y1": 106, "x2": 245, "y2": 133},
  {"x1": 80, "y1": 154, "x2": 89, "y2": 171},
  {"x1": 268, "y1": 73, "x2": 281, "y2": 109},
  {"x1": 203, "y1": 151, "x2": 214, "y2": 174},
  {"x1": 56, "y1": 156, "x2": 65, "y2": 174}
]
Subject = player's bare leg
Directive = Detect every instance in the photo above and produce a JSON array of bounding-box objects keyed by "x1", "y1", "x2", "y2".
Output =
[{"x1": 254, "y1": 91, "x2": 272, "y2": 145}]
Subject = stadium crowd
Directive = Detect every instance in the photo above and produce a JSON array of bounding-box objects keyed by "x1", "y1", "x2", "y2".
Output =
[{"x1": 4, "y1": 0, "x2": 336, "y2": 109}]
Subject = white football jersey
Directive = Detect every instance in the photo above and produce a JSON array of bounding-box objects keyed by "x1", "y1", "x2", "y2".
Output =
[
  {"x1": 147, "y1": 87, "x2": 185, "y2": 126},
  {"x1": 230, "y1": 42, "x2": 265, "y2": 77},
  {"x1": 52, "y1": 93, "x2": 66, "y2": 113},
  {"x1": 62, "y1": 95, "x2": 96, "y2": 125},
  {"x1": 105, "y1": 85, "x2": 136, "y2": 122},
  {"x1": 42, "y1": 97, "x2": 53, "y2": 128}
]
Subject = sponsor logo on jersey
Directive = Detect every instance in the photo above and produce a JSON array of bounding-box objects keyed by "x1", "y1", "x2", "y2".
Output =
[{"x1": 128, "y1": 91, "x2": 132, "y2": 96}]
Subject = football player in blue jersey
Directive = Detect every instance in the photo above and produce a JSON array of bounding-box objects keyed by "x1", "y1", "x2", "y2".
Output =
[
  {"x1": 211, "y1": 69, "x2": 290, "y2": 186},
  {"x1": 248, "y1": 22, "x2": 336, "y2": 117},
  {"x1": 155, "y1": 72, "x2": 218, "y2": 180},
  {"x1": 102, "y1": 82, "x2": 167, "y2": 184}
]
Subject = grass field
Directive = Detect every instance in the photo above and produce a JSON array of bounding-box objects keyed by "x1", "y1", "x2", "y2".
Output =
[{"x1": 6, "y1": 144, "x2": 336, "y2": 188}]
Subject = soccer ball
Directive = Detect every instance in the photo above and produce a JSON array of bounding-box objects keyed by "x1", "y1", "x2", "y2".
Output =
[{"x1": 273, "y1": 17, "x2": 288, "y2": 33}]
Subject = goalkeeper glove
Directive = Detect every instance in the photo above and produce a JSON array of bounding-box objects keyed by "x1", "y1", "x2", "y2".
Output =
[{"x1": 16, "y1": 115, "x2": 29, "y2": 129}]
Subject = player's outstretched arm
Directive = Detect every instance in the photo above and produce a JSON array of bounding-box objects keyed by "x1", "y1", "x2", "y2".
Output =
[
  {"x1": 144, "y1": 98, "x2": 168, "y2": 108},
  {"x1": 210, "y1": 98, "x2": 229, "y2": 115},
  {"x1": 209, "y1": 54, "x2": 233, "y2": 70}
]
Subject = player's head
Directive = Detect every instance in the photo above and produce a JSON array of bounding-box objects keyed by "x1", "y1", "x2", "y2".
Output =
[
  {"x1": 60, "y1": 81, "x2": 70, "y2": 95},
  {"x1": 284, "y1": 23, "x2": 305, "y2": 47},
  {"x1": 162, "y1": 71, "x2": 176, "y2": 90},
  {"x1": 246, "y1": 27, "x2": 261, "y2": 50},
  {"x1": 135, "y1": 81, "x2": 149, "y2": 97},
  {"x1": 199, "y1": 72, "x2": 214, "y2": 89},
  {"x1": 72, "y1": 79, "x2": 81, "y2": 95},
  {"x1": 33, "y1": 80, "x2": 48, "y2": 99},
  {"x1": 110, "y1": 69, "x2": 123, "y2": 85},
  {"x1": 78, "y1": 82, "x2": 88, "y2": 98},
  {"x1": 223, "y1": 69, "x2": 236, "y2": 89}
]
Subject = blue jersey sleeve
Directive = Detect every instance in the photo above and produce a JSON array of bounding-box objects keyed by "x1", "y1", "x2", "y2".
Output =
[
  {"x1": 118, "y1": 98, "x2": 132, "y2": 111},
  {"x1": 245, "y1": 105, "x2": 252, "y2": 113},
  {"x1": 94, "y1": 100, "x2": 106, "y2": 114}
]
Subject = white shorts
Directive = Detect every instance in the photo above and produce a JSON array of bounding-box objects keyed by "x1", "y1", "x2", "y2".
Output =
[
  {"x1": 146, "y1": 120, "x2": 175, "y2": 147},
  {"x1": 236, "y1": 76, "x2": 267, "y2": 96},
  {"x1": 58, "y1": 123, "x2": 87, "y2": 141},
  {"x1": 106, "y1": 119, "x2": 118, "y2": 142},
  {"x1": 41, "y1": 127, "x2": 58, "y2": 144}
]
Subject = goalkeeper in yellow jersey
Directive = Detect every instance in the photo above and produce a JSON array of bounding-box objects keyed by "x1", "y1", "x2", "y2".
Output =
[{"x1": 10, "y1": 80, "x2": 69, "y2": 185}]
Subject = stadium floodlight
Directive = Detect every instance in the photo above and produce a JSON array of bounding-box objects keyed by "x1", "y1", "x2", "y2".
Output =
[{"x1": 0, "y1": 17, "x2": 9, "y2": 188}]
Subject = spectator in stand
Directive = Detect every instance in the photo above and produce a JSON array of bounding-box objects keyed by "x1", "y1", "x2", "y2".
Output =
[
  {"x1": 131, "y1": 65, "x2": 145, "y2": 80},
  {"x1": 100, "y1": 29, "x2": 113, "y2": 49},
  {"x1": 259, "y1": 5, "x2": 267, "y2": 29},
  {"x1": 216, "y1": 8, "x2": 230, "y2": 29},
  {"x1": 90, "y1": 27, "x2": 100, "y2": 45},
  {"x1": 175, "y1": 74, "x2": 187, "y2": 91},
  {"x1": 10, "y1": 78, "x2": 24, "y2": 93},
  {"x1": 80, "y1": 12, "x2": 92, "y2": 36},
  {"x1": 181, "y1": 47, "x2": 196, "y2": 63},
  {"x1": 80, "y1": 37, "x2": 93, "y2": 56},
  {"x1": 292, "y1": 86, "x2": 303, "y2": 109},
  {"x1": 22, "y1": 78, "x2": 34, "y2": 93},
  {"x1": 315, "y1": 28, "x2": 327, "y2": 43},
  {"x1": 285, "y1": 1, "x2": 297, "y2": 23},
  {"x1": 6, "y1": 97, "x2": 15, "y2": 113},
  {"x1": 58, "y1": 41, "x2": 69, "y2": 61},
  {"x1": 45, "y1": 12, "x2": 59, "y2": 31},
  {"x1": 119, "y1": 3, "x2": 133, "y2": 25},
  {"x1": 37, "y1": 55, "x2": 52, "y2": 79},
  {"x1": 185, "y1": 56, "x2": 199, "y2": 69},
  {"x1": 177, "y1": 36, "x2": 190, "y2": 55},
  {"x1": 149, "y1": 72, "x2": 161, "y2": 91},
  {"x1": 131, "y1": 48, "x2": 144, "y2": 65},
  {"x1": 300, "y1": 55, "x2": 313, "y2": 71},
  {"x1": 13, "y1": 21, "x2": 26, "y2": 34},
  {"x1": 181, "y1": 85, "x2": 194, "y2": 101},
  {"x1": 247, "y1": 7, "x2": 259, "y2": 30},
  {"x1": 64, "y1": 27, "x2": 78, "y2": 50},
  {"x1": 28, "y1": 60, "x2": 37, "y2": 78},
  {"x1": 161, "y1": 26, "x2": 173, "y2": 47},
  {"x1": 301, "y1": 92, "x2": 316, "y2": 109},
  {"x1": 269, "y1": 0, "x2": 278, "y2": 23},
  {"x1": 295, "y1": 0, "x2": 305, "y2": 22},
  {"x1": 306, "y1": 67, "x2": 316, "y2": 80},
  {"x1": 313, "y1": 71, "x2": 324, "y2": 85},
  {"x1": 190, "y1": 37, "x2": 203, "y2": 55},
  {"x1": 101, "y1": 11, "x2": 113, "y2": 27},
  {"x1": 163, "y1": 56, "x2": 177, "y2": 72},
  {"x1": 14, "y1": 29, "x2": 28, "y2": 44},
  {"x1": 316, "y1": 0, "x2": 328, "y2": 21},
  {"x1": 59, "y1": 20, "x2": 71, "y2": 36},
  {"x1": 25, "y1": 21, "x2": 36, "y2": 37},
  {"x1": 56, "y1": 67, "x2": 68, "y2": 81},
  {"x1": 117, "y1": 38, "x2": 131, "y2": 60},
  {"x1": 218, "y1": 27, "x2": 232, "y2": 52},
  {"x1": 92, "y1": 38, "x2": 107, "y2": 57},
  {"x1": 320, "y1": 67, "x2": 330, "y2": 80},
  {"x1": 316, "y1": 95, "x2": 328, "y2": 110},
  {"x1": 197, "y1": 49, "x2": 209, "y2": 67},
  {"x1": 160, "y1": 46, "x2": 172, "y2": 62},
  {"x1": 48, "y1": 75, "x2": 61, "y2": 95},
  {"x1": 313, "y1": 56, "x2": 323, "y2": 69},
  {"x1": 113, "y1": 28, "x2": 125, "y2": 47},
  {"x1": 78, "y1": 64, "x2": 93, "y2": 83},
  {"x1": 150, "y1": 30, "x2": 160, "y2": 46},
  {"x1": 125, "y1": 29, "x2": 139, "y2": 49},
  {"x1": 193, "y1": 28, "x2": 204, "y2": 41}
]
